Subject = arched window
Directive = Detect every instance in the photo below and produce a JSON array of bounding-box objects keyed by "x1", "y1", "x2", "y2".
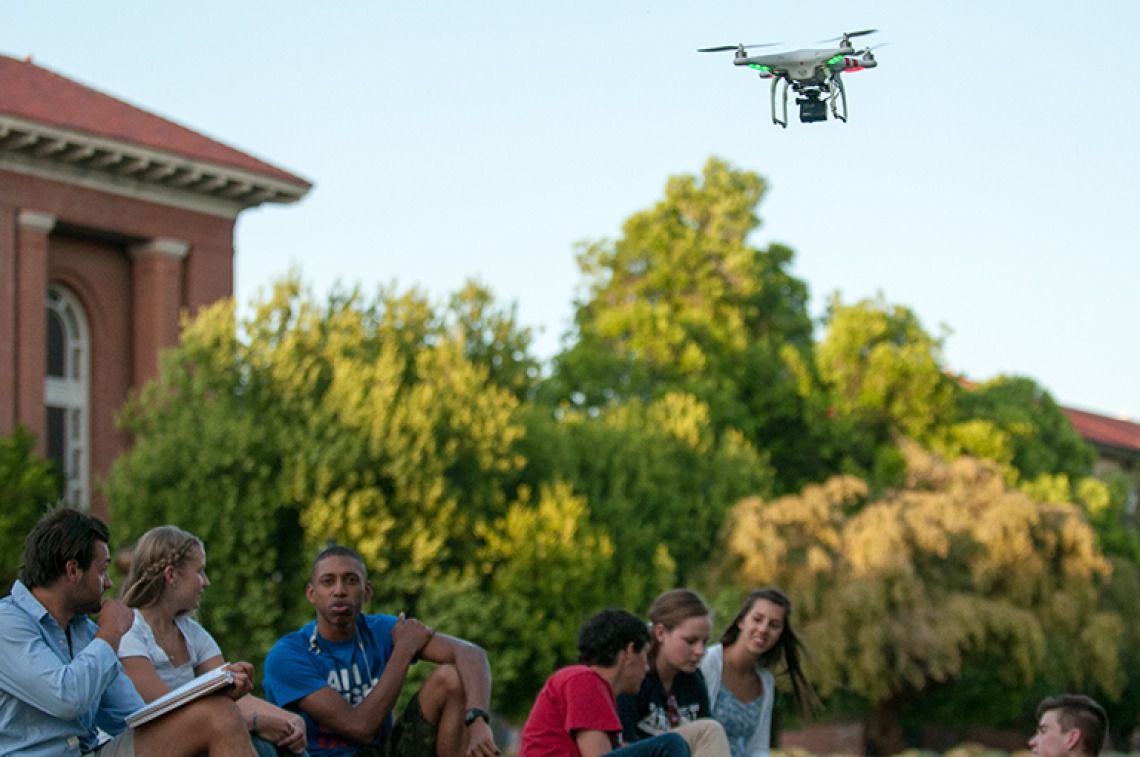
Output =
[{"x1": 45, "y1": 285, "x2": 90, "y2": 508}]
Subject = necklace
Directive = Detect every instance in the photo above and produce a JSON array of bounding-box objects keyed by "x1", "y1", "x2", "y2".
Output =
[
  {"x1": 308, "y1": 622, "x2": 376, "y2": 703},
  {"x1": 141, "y1": 610, "x2": 190, "y2": 667}
]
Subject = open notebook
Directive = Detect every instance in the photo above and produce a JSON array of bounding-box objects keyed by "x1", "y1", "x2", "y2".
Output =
[{"x1": 125, "y1": 666, "x2": 235, "y2": 728}]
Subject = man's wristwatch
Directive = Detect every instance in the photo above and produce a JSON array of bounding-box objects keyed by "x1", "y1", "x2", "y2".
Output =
[{"x1": 464, "y1": 708, "x2": 491, "y2": 727}]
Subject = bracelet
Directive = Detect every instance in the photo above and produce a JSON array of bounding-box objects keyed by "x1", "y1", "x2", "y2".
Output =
[{"x1": 251, "y1": 712, "x2": 258, "y2": 733}]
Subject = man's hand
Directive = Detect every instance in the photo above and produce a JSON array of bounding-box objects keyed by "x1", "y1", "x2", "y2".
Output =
[
  {"x1": 280, "y1": 712, "x2": 308, "y2": 754},
  {"x1": 465, "y1": 718, "x2": 501, "y2": 757},
  {"x1": 223, "y1": 661, "x2": 255, "y2": 700},
  {"x1": 391, "y1": 613, "x2": 434, "y2": 656},
  {"x1": 255, "y1": 711, "x2": 308, "y2": 754},
  {"x1": 94, "y1": 599, "x2": 135, "y2": 651}
]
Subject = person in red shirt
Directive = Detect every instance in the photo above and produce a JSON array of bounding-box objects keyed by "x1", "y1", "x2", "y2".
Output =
[{"x1": 519, "y1": 609, "x2": 689, "y2": 757}]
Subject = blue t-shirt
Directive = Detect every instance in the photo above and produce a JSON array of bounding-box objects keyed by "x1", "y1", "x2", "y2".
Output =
[{"x1": 264, "y1": 613, "x2": 400, "y2": 757}]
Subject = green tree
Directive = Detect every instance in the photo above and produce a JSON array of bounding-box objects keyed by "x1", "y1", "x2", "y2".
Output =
[
  {"x1": 943, "y1": 375, "x2": 1095, "y2": 482},
  {"x1": 547, "y1": 157, "x2": 820, "y2": 489},
  {"x1": 106, "y1": 275, "x2": 531, "y2": 673},
  {"x1": 517, "y1": 392, "x2": 774, "y2": 601},
  {"x1": 720, "y1": 441, "x2": 1123, "y2": 755},
  {"x1": 107, "y1": 297, "x2": 301, "y2": 668},
  {"x1": 448, "y1": 280, "x2": 541, "y2": 402},
  {"x1": 417, "y1": 481, "x2": 617, "y2": 720},
  {"x1": 796, "y1": 294, "x2": 954, "y2": 491},
  {"x1": 0, "y1": 426, "x2": 61, "y2": 588},
  {"x1": 1019, "y1": 471, "x2": 1140, "y2": 742}
]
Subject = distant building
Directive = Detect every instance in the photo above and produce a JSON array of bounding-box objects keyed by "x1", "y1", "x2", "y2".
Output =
[
  {"x1": 1062, "y1": 406, "x2": 1140, "y2": 514},
  {"x1": 0, "y1": 54, "x2": 311, "y2": 517}
]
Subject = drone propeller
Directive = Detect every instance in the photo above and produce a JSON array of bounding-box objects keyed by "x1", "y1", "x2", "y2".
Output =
[
  {"x1": 697, "y1": 42, "x2": 779, "y2": 53},
  {"x1": 856, "y1": 42, "x2": 887, "y2": 59},
  {"x1": 819, "y1": 28, "x2": 879, "y2": 43}
]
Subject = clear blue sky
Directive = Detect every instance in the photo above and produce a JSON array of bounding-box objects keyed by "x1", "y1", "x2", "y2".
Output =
[{"x1": 6, "y1": 2, "x2": 1138, "y2": 420}]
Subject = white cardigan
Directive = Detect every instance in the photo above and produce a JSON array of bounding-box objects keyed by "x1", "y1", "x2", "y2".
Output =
[{"x1": 699, "y1": 643, "x2": 776, "y2": 757}]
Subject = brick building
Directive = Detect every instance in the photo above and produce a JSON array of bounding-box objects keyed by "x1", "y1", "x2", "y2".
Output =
[
  {"x1": 1062, "y1": 405, "x2": 1140, "y2": 513},
  {"x1": 0, "y1": 55, "x2": 311, "y2": 517}
]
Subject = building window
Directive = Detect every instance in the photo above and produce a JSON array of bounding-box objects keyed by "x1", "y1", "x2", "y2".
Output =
[{"x1": 45, "y1": 285, "x2": 90, "y2": 508}]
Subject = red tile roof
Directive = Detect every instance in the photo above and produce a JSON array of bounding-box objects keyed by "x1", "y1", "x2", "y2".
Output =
[
  {"x1": 1062, "y1": 406, "x2": 1140, "y2": 455},
  {"x1": 0, "y1": 54, "x2": 309, "y2": 188}
]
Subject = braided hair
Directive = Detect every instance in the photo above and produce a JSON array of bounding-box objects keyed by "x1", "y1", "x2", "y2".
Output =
[{"x1": 120, "y1": 526, "x2": 203, "y2": 611}]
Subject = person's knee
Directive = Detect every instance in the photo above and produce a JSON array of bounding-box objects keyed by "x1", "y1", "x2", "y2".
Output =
[
  {"x1": 423, "y1": 664, "x2": 462, "y2": 700},
  {"x1": 657, "y1": 732, "x2": 690, "y2": 757},
  {"x1": 417, "y1": 664, "x2": 463, "y2": 721},
  {"x1": 192, "y1": 695, "x2": 246, "y2": 735},
  {"x1": 136, "y1": 695, "x2": 246, "y2": 753}
]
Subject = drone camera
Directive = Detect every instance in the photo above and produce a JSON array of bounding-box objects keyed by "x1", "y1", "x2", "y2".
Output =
[{"x1": 797, "y1": 97, "x2": 827, "y2": 123}]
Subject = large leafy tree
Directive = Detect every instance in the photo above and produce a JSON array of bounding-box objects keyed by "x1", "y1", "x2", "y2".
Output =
[
  {"x1": 106, "y1": 276, "x2": 531, "y2": 669},
  {"x1": 944, "y1": 375, "x2": 1096, "y2": 482},
  {"x1": 518, "y1": 392, "x2": 774, "y2": 601},
  {"x1": 720, "y1": 441, "x2": 1123, "y2": 755},
  {"x1": 448, "y1": 280, "x2": 541, "y2": 402},
  {"x1": 0, "y1": 426, "x2": 61, "y2": 588},
  {"x1": 547, "y1": 157, "x2": 821, "y2": 489},
  {"x1": 106, "y1": 273, "x2": 691, "y2": 716},
  {"x1": 793, "y1": 294, "x2": 955, "y2": 491}
]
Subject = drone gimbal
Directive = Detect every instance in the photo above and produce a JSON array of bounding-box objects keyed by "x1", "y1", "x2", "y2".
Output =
[{"x1": 772, "y1": 75, "x2": 847, "y2": 128}]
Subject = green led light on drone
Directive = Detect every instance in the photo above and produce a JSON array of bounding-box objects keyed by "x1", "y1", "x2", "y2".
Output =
[
  {"x1": 748, "y1": 64, "x2": 771, "y2": 72},
  {"x1": 827, "y1": 55, "x2": 844, "y2": 65}
]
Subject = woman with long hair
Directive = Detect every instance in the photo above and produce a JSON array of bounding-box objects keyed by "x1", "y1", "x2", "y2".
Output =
[
  {"x1": 118, "y1": 525, "x2": 308, "y2": 756},
  {"x1": 618, "y1": 589, "x2": 729, "y2": 757},
  {"x1": 700, "y1": 588, "x2": 819, "y2": 757}
]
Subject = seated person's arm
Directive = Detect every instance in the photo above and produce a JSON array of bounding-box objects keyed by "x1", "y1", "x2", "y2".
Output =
[
  {"x1": 121, "y1": 654, "x2": 251, "y2": 704},
  {"x1": 241, "y1": 696, "x2": 308, "y2": 754},
  {"x1": 574, "y1": 729, "x2": 615, "y2": 757},
  {"x1": 119, "y1": 656, "x2": 178, "y2": 702},
  {"x1": 128, "y1": 650, "x2": 298, "y2": 749},
  {"x1": 298, "y1": 616, "x2": 431, "y2": 745},
  {"x1": 120, "y1": 653, "x2": 225, "y2": 702}
]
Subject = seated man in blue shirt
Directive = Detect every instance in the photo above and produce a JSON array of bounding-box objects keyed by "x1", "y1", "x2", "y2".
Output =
[
  {"x1": 263, "y1": 545, "x2": 500, "y2": 757},
  {"x1": 0, "y1": 506, "x2": 257, "y2": 757}
]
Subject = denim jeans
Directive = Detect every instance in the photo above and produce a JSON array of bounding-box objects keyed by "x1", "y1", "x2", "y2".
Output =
[
  {"x1": 613, "y1": 732, "x2": 690, "y2": 757},
  {"x1": 252, "y1": 734, "x2": 309, "y2": 757}
]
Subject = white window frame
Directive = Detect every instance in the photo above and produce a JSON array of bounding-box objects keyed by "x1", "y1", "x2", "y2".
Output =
[{"x1": 45, "y1": 285, "x2": 90, "y2": 508}]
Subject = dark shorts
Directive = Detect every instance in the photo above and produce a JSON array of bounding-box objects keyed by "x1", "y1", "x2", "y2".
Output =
[{"x1": 356, "y1": 691, "x2": 436, "y2": 757}]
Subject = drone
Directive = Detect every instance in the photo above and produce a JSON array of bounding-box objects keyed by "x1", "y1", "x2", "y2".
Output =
[{"x1": 699, "y1": 29, "x2": 880, "y2": 127}]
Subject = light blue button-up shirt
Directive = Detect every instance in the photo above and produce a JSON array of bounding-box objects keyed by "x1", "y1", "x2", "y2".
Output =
[{"x1": 0, "y1": 580, "x2": 144, "y2": 756}]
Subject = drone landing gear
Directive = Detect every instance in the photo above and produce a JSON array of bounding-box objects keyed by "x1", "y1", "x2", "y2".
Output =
[
  {"x1": 770, "y1": 77, "x2": 789, "y2": 128},
  {"x1": 829, "y1": 74, "x2": 848, "y2": 123}
]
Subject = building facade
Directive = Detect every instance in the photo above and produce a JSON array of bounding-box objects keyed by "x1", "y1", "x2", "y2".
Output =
[
  {"x1": 0, "y1": 55, "x2": 311, "y2": 517},
  {"x1": 1062, "y1": 405, "x2": 1140, "y2": 514}
]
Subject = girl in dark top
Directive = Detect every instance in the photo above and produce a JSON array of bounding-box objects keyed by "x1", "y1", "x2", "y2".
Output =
[{"x1": 618, "y1": 589, "x2": 729, "y2": 757}]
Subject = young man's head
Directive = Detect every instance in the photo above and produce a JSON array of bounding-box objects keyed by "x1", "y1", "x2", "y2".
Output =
[
  {"x1": 1031, "y1": 695, "x2": 1109, "y2": 757},
  {"x1": 19, "y1": 506, "x2": 113, "y2": 615},
  {"x1": 307, "y1": 544, "x2": 372, "y2": 639},
  {"x1": 576, "y1": 608, "x2": 652, "y2": 695}
]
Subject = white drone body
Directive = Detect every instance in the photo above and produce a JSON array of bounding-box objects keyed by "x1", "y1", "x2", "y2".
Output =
[{"x1": 700, "y1": 29, "x2": 880, "y2": 127}]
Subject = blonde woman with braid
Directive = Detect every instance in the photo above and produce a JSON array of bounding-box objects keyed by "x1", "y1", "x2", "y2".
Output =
[{"x1": 119, "y1": 526, "x2": 309, "y2": 756}]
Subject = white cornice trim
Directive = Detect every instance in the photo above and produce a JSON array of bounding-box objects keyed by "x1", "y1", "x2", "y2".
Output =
[
  {"x1": 0, "y1": 115, "x2": 311, "y2": 219},
  {"x1": 17, "y1": 209, "x2": 57, "y2": 232},
  {"x1": 129, "y1": 238, "x2": 191, "y2": 260}
]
